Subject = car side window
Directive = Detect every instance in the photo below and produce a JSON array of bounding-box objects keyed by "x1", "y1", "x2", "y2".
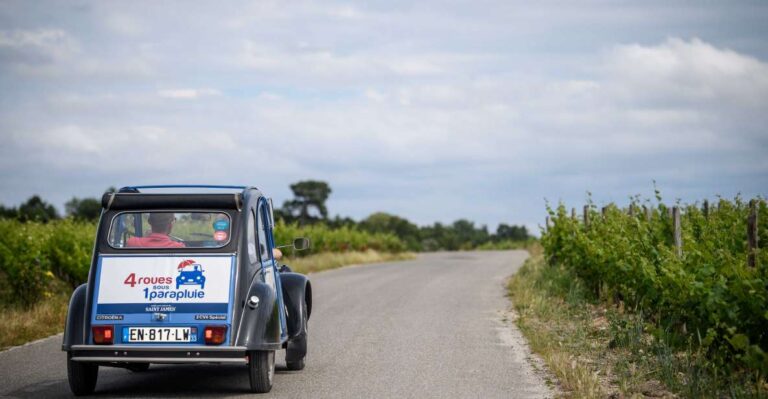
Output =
[
  {"x1": 257, "y1": 203, "x2": 270, "y2": 261},
  {"x1": 247, "y1": 209, "x2": 258, "y2": 264}
]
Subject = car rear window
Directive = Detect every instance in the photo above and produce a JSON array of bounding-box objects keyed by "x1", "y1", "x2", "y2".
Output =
[{"x1": 108, "y1": 212, "x2": 231, "y2": 249}]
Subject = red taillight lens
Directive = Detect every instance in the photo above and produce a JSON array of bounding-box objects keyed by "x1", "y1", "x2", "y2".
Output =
[
  {"x1": 204, "y1": 325, "x2": 227, "y2": 345},
  {"x1": 92, "y1": 325, "x2": 114, "y2": 345}
]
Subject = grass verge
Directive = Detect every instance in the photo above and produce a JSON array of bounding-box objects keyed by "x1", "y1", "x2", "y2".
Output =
[
  {"x1": 476, "y1": 238, "x2": 539, "y2": 251},
  {"x1": 0, "y1": 292, "x2": 69, "y2": 351},
  {"x1": 285, "y1": 250, "x2": 416, "y2": 274},
  {"x1": 0, "y1": 250, "x2": 415, "y2": 351},
  {"x1": 508, "y1": 251, "x2": 767, "y2": 398}
]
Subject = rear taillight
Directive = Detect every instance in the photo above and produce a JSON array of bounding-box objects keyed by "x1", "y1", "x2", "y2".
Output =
[
  {"x1": 92, "y1": 325, "x2": 114, "y2": 345},
  {"x1": 204, "y1": 325, "x2": 227, "y2": 345}
]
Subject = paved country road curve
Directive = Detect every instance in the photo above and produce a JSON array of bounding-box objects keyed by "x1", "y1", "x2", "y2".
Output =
[{"x1": 0, "y1": 251, "x2": 551, "y2": 398}]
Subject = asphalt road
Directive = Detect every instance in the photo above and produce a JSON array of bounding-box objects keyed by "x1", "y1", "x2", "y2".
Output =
[{"x1": 0, "y1": 251, "x2": 551, "y2": 398}]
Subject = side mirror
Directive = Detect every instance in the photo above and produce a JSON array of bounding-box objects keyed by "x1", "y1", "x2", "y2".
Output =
[
  {"x1": 293, "y1": 237, "x2": 310, "y2": 251},
  {"x1": 275, "y1": 237, "x2": 311, "y2": 251}
]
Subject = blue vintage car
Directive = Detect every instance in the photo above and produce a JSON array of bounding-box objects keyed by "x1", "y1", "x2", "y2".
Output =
[{"x1": 62, "y1": 185, "x2": 312, "y2": 395}]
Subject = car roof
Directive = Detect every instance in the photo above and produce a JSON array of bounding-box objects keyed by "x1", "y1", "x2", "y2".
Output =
[{"x1": 102, "y1": 185, "x2": 261, "y2": 211}]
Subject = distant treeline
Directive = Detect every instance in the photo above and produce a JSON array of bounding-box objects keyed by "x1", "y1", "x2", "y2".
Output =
[
  {"x1": 276, "y1": 180, "x2": 532, "y2": 251},
  {"x1": 0, "y1": 180, "x2": 532, "y2": 252}
]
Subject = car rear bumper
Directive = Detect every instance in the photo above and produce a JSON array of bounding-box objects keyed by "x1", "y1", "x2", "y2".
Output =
[{"x1": 68, "y1": 345, "x2": 247, "y2": 364}]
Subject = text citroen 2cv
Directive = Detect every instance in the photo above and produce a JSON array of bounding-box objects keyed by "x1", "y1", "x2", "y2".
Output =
[{"x1": 62, "y1": 185, "x2": 312, "y2": 395}]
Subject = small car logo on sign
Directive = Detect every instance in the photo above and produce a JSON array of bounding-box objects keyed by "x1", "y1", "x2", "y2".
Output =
[{"x1": 175, "y1": 259, "x2": 206, "y2": 289}]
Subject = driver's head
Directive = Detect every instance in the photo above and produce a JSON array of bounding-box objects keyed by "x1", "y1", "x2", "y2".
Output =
[{"x1": 148, "y1": 213, "x2": 175, "y2": 235}]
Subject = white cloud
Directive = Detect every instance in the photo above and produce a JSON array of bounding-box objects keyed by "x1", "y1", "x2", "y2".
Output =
[
  {"x1": 0, "y1": 29, "x2": 79, "y2": 64},
  {"x1": 157, "y1": 88, "x2": 221, "y2": 99},
  {"x1": 0, "y1": 27, "x2": 155, "y2": 79},
  {"x1": 386, "y1": 58, "x2": 443, "y2": 76},
  {"x1": 327, "y1": 5, "x2": 361, "y2": 19},
  {"x1": 605, "y1": 37, "x2": 768, "y2": 107},
  {"x1": 0, "y1": 29, "x2": 71, "y2": 49},
  {"x1": 103, "y1": 14, "x2": 145, "y2": 36},
  {"x1": 237, "y1": 40, "x2": 456, "y2": 84},
  {"x1": 11, "y1": 124, "x2": 238, "y2": 173},
  {"x1": 364, "y1": 88, "x2": 386, "y2": 102}
]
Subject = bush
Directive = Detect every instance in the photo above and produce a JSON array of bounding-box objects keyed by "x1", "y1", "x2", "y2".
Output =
[
  {"x1": 46, "y1": 220, "x2": 96, "y2": 288},
  {"x1": 0, "y1": 220, "x2": 54, "y2": 307},
  {"x1": 0, "y1": 219, "x2": 96, "y2": 306},
  {"x1": 541, "y1": 196, "x2": 768, "y2": 376}
]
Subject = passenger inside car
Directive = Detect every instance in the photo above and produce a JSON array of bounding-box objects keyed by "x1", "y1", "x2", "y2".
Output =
[{"x1": 126, "y1": 212, "x2": 186, "y2": 248}]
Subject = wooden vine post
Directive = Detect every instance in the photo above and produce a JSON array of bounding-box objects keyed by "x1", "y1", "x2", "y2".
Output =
[
  {"x1": 583, "y1": 205, "x2": 590, "y2": 228},
  {"x1": 703, "y1": 200, "x2": 709, "y2": 219},
  {"x1": 748, "y1": 200, "x2": 759, "y2": 268},
  {"x1": 673, "y1": 206, "x2": 682, "y2": 258}
]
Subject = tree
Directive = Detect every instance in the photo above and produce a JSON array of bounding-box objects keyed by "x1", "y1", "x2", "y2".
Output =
[
  {"x1": 18, "y1": 195, "x2": 59, "y2": 222},
  {"x1": 420, "y1": 222, "x2": 459, "y2": 251},
  {"x1": 452, "y1": 219, "x2": 489, "y2": 249},
  {"x1": 0, "y1": 204, "x2": 17, "y2": 219},
  {"x1": 360, "y1": 212, "x2": 421, "y2": 251},
  {"x1": 496, "y1": 224, "x2": 530, "y2": 241},
  {"x1": 65, "y1": 197, "x2": 102, "y2": 220},
  {"x1": 281, "y1": 180, "x2": 332, "y2": 225}
]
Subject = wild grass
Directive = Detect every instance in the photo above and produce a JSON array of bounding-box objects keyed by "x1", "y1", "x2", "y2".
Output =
[
  {"x1": 476, "y1": 238, "x2": 538, "y2": 251},
  {"x1": 509, "y1": 253, "x2": 607, "y2": 398},
  {"x1": 0, "y1": 287, "x2": 69, "y2": 351}
]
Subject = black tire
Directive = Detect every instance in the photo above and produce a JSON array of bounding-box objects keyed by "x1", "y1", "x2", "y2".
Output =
[
  {"x1": 248, "y1": 350, "x2": 275, "y2": 393},
  {"x1": 127, "y1": 363, "x2": 150, "y2": 372},
  {"x1": 286, "y1": 303, "x2": 308, "y2": 371},
  {"x1": 67, "y1": 354, "x2": 98, "y2": 396},
  {"x1": 286, "y1": 356, "x2": 305, "y2": 371}
]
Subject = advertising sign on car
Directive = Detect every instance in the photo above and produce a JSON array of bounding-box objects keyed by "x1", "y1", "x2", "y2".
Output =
[{"x1": 95, "y1": 256, "x2": 234, "y2": 314}]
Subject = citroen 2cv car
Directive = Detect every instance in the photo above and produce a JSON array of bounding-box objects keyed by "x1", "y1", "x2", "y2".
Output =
[{"x1": 62, "y1": 185, "x2": 312, "y2": 395}]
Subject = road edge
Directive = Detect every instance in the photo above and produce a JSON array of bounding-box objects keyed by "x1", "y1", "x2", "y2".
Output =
[{"x1": 0, "y1": 333, "x2": 62, "y2": 355}]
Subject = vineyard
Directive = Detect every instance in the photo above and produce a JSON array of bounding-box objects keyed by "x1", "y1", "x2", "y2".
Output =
[
  {"x1": 0, "y1": 219, "x2": 406, "y2": 308},
  {"x1": 541, "y1": 196, "x2": 768, "y2": 378},
  {"x1": 273, "y1": 220, "x2": 405, "y2": 255}
]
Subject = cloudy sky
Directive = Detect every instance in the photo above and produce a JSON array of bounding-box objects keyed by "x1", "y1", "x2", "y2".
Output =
[{"x1": 1, "y1": 1, "x2": 766, "y2": 232}]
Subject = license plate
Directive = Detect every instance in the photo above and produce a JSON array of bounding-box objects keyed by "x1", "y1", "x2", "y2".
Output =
[{"x1": 123, "y1": 327, "x2": 197, "y2": 343}]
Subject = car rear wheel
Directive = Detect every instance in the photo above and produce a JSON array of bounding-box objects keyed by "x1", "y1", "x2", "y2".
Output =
[
  {"x1": 67, "y1": 354, "x2": 98, "y2": 396},
  {"x1": 286, "y1": 356, "x2": 305, "y2": 371},
  {"x1": 248, "y1": 350, "x2": 275, "y2": 393}
]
